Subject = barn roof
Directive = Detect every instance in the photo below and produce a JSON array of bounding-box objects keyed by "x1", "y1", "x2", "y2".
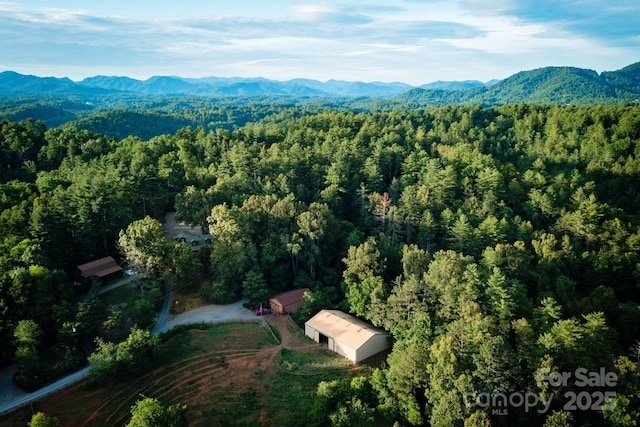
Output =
[
  {"x1": 305, "y1": 310, "x2": 388, "y2": 350},
  {"x1": 77, "y1": 256, "x2": 122, "y2": 278},
  {"x1": 269, "y1": 288, "x2": 310, "y2": 309}
]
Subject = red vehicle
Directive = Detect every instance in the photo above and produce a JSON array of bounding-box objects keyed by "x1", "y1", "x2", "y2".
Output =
[{"x1": 254, "y1": 307, "x2": 272, "y2": 316}]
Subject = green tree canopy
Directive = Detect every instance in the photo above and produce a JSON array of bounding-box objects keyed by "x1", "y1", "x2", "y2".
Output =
[{"x1": 118, "y1": 216, "x2": 167, "y2": 275}]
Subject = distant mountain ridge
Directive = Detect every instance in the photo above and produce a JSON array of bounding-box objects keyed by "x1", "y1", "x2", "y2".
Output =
[
  {"x1": 393, "y1": 63, "x2": 640, "y2": 107},
  {"x1": 0, "y1": 71, "x2": 110, "y2": 97},
  {"x1": 1, "y1": 62, "x2": 639, "y2": 105},
  {"x1": 420, "y1": 80, "x2": 495, "y2": 91},
  {"x1": 77, "y1": 75, "x2": 415, "y2": 97}
]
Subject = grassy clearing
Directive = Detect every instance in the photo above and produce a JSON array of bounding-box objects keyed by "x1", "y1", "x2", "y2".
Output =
[
  {"x1": 280, "y1": 348, "x2": 353, "y2": 372},
  {"x1": 287, "y1": 319, "x2": 314, "y2": 343},
  {"x1": 260, "y1": 364, "x2": 352, "y2": 426},
  {"x1": 98, "y1": 282, "x2": 138, "y2": 307},
  {"x1": 170, "y1": 286, "x2": 206, "y2": 316},
  {"x1": 2, "y1": 322, "x2": 353, "y2": 427}
]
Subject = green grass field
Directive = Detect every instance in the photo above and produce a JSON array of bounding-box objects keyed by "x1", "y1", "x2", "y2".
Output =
[{"x1": 98, "y1": 282, "x2": 139, "y2": 307}]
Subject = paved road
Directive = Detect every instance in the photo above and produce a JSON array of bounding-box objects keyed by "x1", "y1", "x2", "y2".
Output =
[
  {"x1": 0, "y1": 288, "x2": 256, "y2": 416},
  {"x1": 153, "y1": 280, "x2": 173, "y2": 334},
  {"x1": 95, "y1": 274, "x2": 138, "y2": 296},
  {"x1": 0, "y1": 214, "x2": 221, "y2": 416},
  {"x1": 0, "y1": 367, "x2": 90, "y2": 417},
  {"x1": 0, "y1": 274, "x2": 139, "y2": 416}
]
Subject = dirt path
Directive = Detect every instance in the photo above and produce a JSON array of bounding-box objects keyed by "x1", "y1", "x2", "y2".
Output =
[
  {"x1": 267, "y1": 314, "x2": 315, "y2": 350},
  {"x1": 0, "y1": 300, "x2": 260, "y2": 417},
  {"x1": 0, "y1": 212, "x2": 319, "y2": 419},
  {"x1": 0, "y1": 279, "x2": 316, "y2": 420},
  {"x1": 1, "y1": 312, "x2": 333, "y2": 426}
]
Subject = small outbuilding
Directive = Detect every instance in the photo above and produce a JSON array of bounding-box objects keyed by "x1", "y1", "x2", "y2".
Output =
[
  {"x1": 305, "y1": 310, "x2": 390, "y2": 364},
  {"x1": 76, "y1": 256, "x2": 122, "y2": 281},
  {"x1": 269, "y1": 288, "x2": 310, "y2": 315}
]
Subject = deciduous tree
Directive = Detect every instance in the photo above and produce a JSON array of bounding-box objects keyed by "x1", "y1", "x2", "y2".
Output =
[{"x1": 118, "y1": 216, "x2": 167, "y2": 276}]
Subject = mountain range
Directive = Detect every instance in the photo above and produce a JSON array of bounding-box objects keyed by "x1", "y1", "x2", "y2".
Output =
[
  {"x1": 0, "y1": 62, "x2": 638, "y2": 105},
  {"x1": 0, "y1": 71, "x2": 417, "y2": 98}
]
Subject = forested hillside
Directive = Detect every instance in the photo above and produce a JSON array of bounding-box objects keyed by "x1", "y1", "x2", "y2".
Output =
[
  {"x1": 0, "y1": 96, "x2": 350, "y2": 139},
  {"x1": 389, "y1": 63, "x2": 640, "y2": 108},
  {"x1": 1, "y1": 104, "x2": 640, "y2": 426},
  {"x1": 1, "y1": 62, "x2": 639, "y2": 131}
]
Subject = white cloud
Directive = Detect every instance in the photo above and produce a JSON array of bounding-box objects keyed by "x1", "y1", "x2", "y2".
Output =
[
  {"x1": 440, "y1": 17, "x2": 561, "y2": 54},
  {"x1": 0, "y1": 0, "x2": 637, "y2": 84},
  {"x1": 289, "y1": 3, "x2": 340, "y2": 21}
]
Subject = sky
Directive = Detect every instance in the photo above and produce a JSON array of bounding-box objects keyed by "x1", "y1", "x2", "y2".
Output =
[{"x1": 0, "y1": 0, "x2": 638, "y2": 85}]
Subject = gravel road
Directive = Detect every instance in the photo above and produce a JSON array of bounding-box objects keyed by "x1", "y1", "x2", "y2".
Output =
[
  {"x1": 0, "y1": 299, "x2": 260, "y2": 416},
  {"x1": 160, "y1": 300, "x2": 259, "y2": 332},
  {"x1": 0, "y1": 213, "x2": 259, "y2": 416}
]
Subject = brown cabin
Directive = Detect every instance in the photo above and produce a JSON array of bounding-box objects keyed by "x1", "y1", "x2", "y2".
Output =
[
  {"x1": 268, "y1": 288, "x2": 310, "y2": 315},
  {"x1": 76, "y1": 256, "x2": 123, "y2": 281}
]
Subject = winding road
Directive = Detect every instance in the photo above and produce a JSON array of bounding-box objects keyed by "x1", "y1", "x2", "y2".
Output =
[
  {"x1": 0, "y1": 279, "x2": 258, "y2": 416},
  {"x1": 0, "y1": 212, "x2": 262, "y2": 417}
]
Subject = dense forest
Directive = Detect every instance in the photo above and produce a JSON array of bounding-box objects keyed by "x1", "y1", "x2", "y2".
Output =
[
  {"x1": 1, "y1": 102, "x2": 640, "y2": 426},
  {"x1": 2, "y1": 62, "x2": 640, "y2": 135}
]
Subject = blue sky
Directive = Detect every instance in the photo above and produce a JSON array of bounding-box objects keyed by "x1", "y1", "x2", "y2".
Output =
[{"x1": 0, "y1": 0, "x2": 638, "y2": 85}]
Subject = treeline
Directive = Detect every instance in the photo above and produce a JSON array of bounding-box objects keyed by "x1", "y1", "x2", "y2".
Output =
[
  {"x1": 0, "y1": 96, "x2": 353, "y2": 140},
  {"x1": 1, "y1": 103, "x2": 640, "y2": 425}
]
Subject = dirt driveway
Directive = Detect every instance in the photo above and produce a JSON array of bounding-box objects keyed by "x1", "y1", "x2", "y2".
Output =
[{"x1": 267, "y1": 314, "x2": 315, "y2": 350}]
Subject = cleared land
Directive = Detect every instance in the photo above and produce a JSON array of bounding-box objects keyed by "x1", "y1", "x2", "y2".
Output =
[{"x1": 1, "y1": 319, "x2": 355, "y2": 426}]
